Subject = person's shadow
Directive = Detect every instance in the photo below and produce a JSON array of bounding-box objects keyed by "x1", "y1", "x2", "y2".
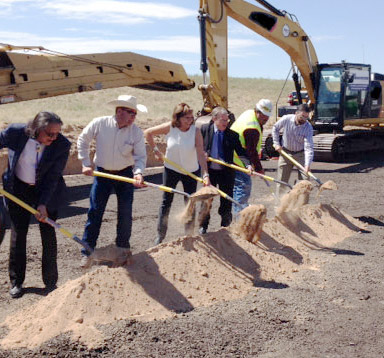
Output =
[
  {"x1": 124, "y1": 251, "x2": 194, "y2": 314},
  {"x1": 200, "y1": 229, "x2": 288, "y2": 289}
]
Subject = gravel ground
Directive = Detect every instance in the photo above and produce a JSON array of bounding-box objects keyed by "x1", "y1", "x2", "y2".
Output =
[{"x1": 0, "y1": 152, "x2": 383, "y2": 358}]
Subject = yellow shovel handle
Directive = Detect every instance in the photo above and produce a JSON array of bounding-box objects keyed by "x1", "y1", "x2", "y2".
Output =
[
  {"x1": 0, "y1": 188, "x2": 38, "y2": 215},
  {"x1": 208, "y1": 157, "x2": 277, "y2": 182},
  {"x1": 93, "y1": 170, "x2": 189, "y2": 196},
  {"x1": 163, "y1": 157, "x2": 246, "y2": 207},
  {"x1": 0, "y1": 187, "x2": 92, "y2": 253},
  {"x1": 163, "y1": 157, "x2": 203, "y2": 183},
  {"x1": 280, "y1": 150, "x2": 322, "y2": 185}
]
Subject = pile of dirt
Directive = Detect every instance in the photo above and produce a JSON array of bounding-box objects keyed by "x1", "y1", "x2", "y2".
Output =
[{"x1": 0, "y1": 202, "x2": 366, "y2": 350}]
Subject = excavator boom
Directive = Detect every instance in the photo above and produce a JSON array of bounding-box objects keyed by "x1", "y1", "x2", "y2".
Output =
[
  {"x1": 198, "y1": 0, "x2": 384, "y2": 161},
  {"x1": 198, "y1": 0, "x2": 318, "y2": 112},
  {"x1": 0, "y1": 44, "x2": 195, "y2": 104}
]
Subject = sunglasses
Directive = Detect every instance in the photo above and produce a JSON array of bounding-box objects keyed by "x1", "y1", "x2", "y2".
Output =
[
  {"x1": 121, "y1": 108, "x2": 137, "y2": 116},
  {"x1": 44, "y1": 129, "x2": 59, "y2": 139}
]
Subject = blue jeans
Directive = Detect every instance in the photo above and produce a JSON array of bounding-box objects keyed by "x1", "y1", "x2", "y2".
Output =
[
  {"x1": 233, "y1": 171, "x2": 252, "y2": 216},
  {"x1": 82, "y1": 166, "x2": 134, "y2": 255}
]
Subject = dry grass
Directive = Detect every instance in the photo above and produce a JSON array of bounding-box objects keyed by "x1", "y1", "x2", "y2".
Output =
[{"x1": 0, "y1": 75, "x2": 294, "y2": 130}]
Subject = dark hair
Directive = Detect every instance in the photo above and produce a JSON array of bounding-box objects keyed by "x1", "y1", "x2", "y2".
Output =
[
  {"x1": 25, "y1": 111, "x2": 63, "y2": 138},
  {"x1": 171, "y1": 103, "x2": 193, "y2": 128},
  {"x1": 296, "y1": 104, "x2": 310, "y2": 113}
]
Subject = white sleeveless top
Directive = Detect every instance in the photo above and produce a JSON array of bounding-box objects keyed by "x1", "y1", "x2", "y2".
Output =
[{"x1": 165, "y1": 125, "x2": 199, "y2": 174}]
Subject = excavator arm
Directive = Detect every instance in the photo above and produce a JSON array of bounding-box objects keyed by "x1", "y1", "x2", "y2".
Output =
[
  {"x1": 0, "y1": 44, "x2": 195, "y2": 104},
  {"x1": 198, "y1": 0, "x2": 318, "y2": 112}
]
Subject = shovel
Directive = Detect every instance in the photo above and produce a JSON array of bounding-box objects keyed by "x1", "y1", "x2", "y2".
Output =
[
  {"x1": 93, "y1": 170, "x2": 191, "y2": 198},
  {"x1": 279, "y1": 149, "x2": 322, "y2": 185},
  {"x1": 279, "y1": 150, "x2": 338, "y2": 194},
  {"x1": 207, "y1": 157, "x2": 292, "y2": 189},
  {"x1": 0, "y1": 187, "x2": 93, "y2": 255},
  {"x1": 163, "y1": 157, "x2": 246, "y2": 209}
]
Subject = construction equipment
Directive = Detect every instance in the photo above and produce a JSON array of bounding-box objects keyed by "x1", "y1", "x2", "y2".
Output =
[
  {"x1": 197, "y1": 0, "x2": 384, "y2": 161},
  {"x1": 0, "y1": 43, "x2": 195, "y2": 104}
]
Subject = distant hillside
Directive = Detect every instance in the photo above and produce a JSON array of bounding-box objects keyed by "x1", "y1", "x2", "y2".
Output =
[{"x1": 0, "y1": 76, "x2": 294, "y2": 130}]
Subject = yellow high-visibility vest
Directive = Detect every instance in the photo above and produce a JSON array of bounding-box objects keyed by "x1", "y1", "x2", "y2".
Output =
[{"x1": 230, "y1": 109, "x2": 262, "y2": 167}]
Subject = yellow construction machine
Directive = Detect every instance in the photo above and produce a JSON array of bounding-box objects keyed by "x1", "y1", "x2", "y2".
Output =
[
  {"x1": 197, "y1": 0, "x2": 384, "y2": 161},
  {"x1": 0, "y1": 43, "x2": 195, "y2": 104}
]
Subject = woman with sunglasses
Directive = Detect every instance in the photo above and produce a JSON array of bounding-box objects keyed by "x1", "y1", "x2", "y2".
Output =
[
  {"x1": 0, "y1": 111, "x2": 71, "y2": 298},
  {"x1": 144, "y1": 103, "x2": 210, "y2": 245}
]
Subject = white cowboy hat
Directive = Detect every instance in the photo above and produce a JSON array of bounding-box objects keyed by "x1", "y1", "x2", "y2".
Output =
[
  {"x1": 107, "y1": 95, "x2": 148, "y2": 113},
  {"x1": 255, "y1": 98, "x2": 272, "y2": 117}
]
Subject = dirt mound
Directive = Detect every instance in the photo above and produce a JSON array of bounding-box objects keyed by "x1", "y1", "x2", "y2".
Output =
[
  {"x1": 275, "y1": 180, "x2": 313, "y2": 215},
  {"x1": 233, "y1": 204, "x2": 267, "y2": 243},
  {"x1": 0, "y1": 202, "x2": 367, "y2": 350}
]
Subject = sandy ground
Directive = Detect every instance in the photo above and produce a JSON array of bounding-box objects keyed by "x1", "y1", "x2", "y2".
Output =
[{"x1": 0, "y1": 152, "x2": 383, "y2": 357}]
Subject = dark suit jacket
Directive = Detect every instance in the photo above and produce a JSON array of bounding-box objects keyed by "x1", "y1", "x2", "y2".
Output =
[
  {"x1": 200, "y1": 121, "x2": 250, "y2": 176},
  {"x1": 0, "y1": 123, "x2": 71, "y2": 211}
]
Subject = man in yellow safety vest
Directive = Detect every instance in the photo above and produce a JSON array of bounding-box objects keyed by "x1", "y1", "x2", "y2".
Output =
[{"x1": 230, "y1": 99, "x2": 272, "y2": 215}]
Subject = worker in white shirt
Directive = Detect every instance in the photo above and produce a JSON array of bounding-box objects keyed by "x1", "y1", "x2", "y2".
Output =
[{"x1": 77, "y1": 95, "x2": 146, "y2": 266}]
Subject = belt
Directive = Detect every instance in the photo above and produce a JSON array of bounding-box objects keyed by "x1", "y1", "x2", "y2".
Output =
[
  {"x1": 283, "y1": 148, "x2": 304, "y2": 155},
  {"x1": 98, "y1": 166, "x2": 133, "y2": 175},
  {"x1": 15, "y1": 176, "x2": 35, "y2": 186}
]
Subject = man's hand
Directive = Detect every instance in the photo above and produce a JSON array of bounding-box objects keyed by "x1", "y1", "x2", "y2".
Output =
[
  {"x1": 246, "y1": 165, "x2": 254, "y2": 175},
  {"x1": 82, "y1": 166, "x2": 93, "y2": 176},
  {"x1": 274, "y1": 145, "x2": 283, "y2": 153},
  {"x1": 35, "y1": 204, "x2": 48, "y2": 223},
  {"x1": 133, "y1": 173, "x2": 145, "y2": 188},
  {"x1": 304, "y1": 165, "x2": 310, "y2": 174}
]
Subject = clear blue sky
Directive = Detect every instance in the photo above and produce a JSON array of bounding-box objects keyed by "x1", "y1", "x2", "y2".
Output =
[{"x1": 1, "y1": 0, "x2": 383, "y2": 79}]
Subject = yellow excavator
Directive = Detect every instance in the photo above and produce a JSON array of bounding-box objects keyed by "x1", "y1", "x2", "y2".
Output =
[
  {"x1": 0, "y1": 43, "x2": 195, "y2": 104},
  {"x1": 197, "y1": 0, "x2": 384, "y2": 161}
]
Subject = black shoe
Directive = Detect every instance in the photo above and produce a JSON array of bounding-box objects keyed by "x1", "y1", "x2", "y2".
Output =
[
  {"x1": 199, "y1": 227, "x2": 207, "y2": 235},
  {"x1": 9, "y1": 285, "x2": 23, "y2": 299},
  {"x1": 45, "y1": 284, "x2": 57, "y2": 293}
]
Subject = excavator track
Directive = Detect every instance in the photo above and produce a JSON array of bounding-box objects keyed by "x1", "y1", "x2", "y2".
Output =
[
  {"x1": 262, "y1": 129, "x2": 384, "y2": 162},
  {"x1": 314, "y1": 130, "x2": 384, "y2": 161}
]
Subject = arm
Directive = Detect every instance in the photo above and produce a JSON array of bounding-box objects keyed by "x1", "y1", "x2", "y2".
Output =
[
  {"x1": 243, "y1": 129, "x2": 263, "y2": 173},
  {"x1": 77, "y1": 118, "x2": 98, "y2": 175},
  {"x1": 144, "y1": 122, "x2": 171, "y2": 160},
  {"x1": 272, "y1": 116, "x2": 287, "y2": 151},
  {"x1": 303, "y1": 124, "x2": 314, "y2": 171},
  {"x1": 195, "y1": 128, "x2": 210, "y2": 186},
  {"x1": 232, "y1": 131, "x2": 251, "y2": 168}
]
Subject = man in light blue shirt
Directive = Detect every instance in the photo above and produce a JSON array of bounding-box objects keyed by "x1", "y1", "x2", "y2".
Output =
[{"x1": 272, "y1": 104, "x2": 314, "y2": 198}]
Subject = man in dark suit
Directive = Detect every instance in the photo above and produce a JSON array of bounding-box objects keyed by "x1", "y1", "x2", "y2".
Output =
[
  {"x1": 0, "y1": 111, "x2": 71, "y2": 298},
  {"x1": 199, "y1": 107, "x2": 251, "y2": 234}
]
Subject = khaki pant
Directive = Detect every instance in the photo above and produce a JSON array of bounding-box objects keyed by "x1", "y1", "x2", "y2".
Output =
[{"x1": 276, "y1": 150, "x2": 305, "y2": 199}]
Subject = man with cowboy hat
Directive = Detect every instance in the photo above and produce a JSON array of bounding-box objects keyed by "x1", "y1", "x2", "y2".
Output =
[
  {"x1": 77, "y1": 95, "x2": 147, "y2": 266},
  {"x1": 230, "y1": 98, "x2": 273, "y2": 215}
]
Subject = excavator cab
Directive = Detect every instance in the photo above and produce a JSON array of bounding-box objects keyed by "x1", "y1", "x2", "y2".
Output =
[{"x1": 313, "y1": 63, "x2": 384, "y2": 132}]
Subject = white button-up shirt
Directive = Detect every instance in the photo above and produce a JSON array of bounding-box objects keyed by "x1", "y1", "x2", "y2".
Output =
[
  {"x1": 272, "y1": 114, "x2": 314, "y2": 167},
  {"x1": 15, "y1": 138, "x2": 45, "y2": 184},
  {"x1": 77, "y1": 115, "x2": 147, "y2": 175}
]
